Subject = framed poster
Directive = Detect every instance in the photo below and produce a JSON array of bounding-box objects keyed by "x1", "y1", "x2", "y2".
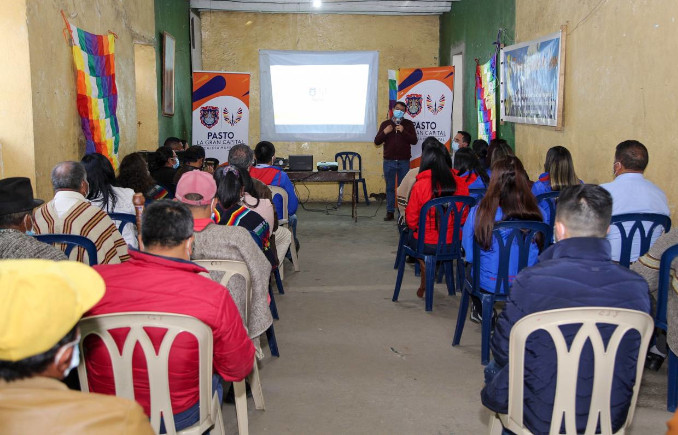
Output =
[
  {"x1": 162, "y1": 31, "x2": 175, "y2": 116},
  {"x1": 500, "y1": 27, "x2": 566, "y2": 128}
]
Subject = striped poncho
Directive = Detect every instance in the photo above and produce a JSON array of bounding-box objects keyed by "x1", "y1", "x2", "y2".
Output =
[
  {"x1": 214, "y1": 203, "x2": 275, "y2": 266},
  {"x1": 33, "y1": 199, "x2": 129, "y2": 265}
]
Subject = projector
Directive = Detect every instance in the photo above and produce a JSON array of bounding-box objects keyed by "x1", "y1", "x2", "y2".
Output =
[{"x1": 317, "y1": 161, "x2": 339, "y2": 171}]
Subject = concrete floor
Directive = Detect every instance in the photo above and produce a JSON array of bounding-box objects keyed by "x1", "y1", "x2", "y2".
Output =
[{"x1": 222, "y1": 201, "x2": 673, "y2": 434}]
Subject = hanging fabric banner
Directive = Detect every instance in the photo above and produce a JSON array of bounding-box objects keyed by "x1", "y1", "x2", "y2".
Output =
[
  {"x1": 67, "y1": 22, "x2": 120, "y2": 168},
  {"x1": 192, "y1": 71, "x2": 250, "y2": 164},
  {"x1": 388, "y1": 69, "x2": 397, "y2": 118},
  {"x1": 476, "y1": 56, "x2": 497, "y2": 142},
  {"x1": 396, "y1": 66, "x2": 454, "y2": 166}
]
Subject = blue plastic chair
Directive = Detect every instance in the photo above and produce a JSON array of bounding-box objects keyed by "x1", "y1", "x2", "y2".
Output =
[
  {"x1": 654, "y1": 243, "x2": 678, "y2": 411},
  {"x1": 452, "y1": 221, "x2": 552, "y2": 365},
  {"x1": 392, "y1": 196, "x2": 476, "y2": 311},
  {"x1": 335, "y1": 152, "x2": 369, "y2": 205},
  {"x1": 535, "y1": 191, "x2": 560, "y2": 231},
  {"x1": 108, "y1": 212, "x2": 137, "y2": 235},
  {"x1": 610, "y1": 213, "x2": 671, "y2": 268},
  {"x1": 33, "y1": 234, "x2": 98, "y2": 266}
]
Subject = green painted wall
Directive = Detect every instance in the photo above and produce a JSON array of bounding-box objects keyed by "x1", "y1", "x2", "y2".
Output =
[
  {"x1": 439, "y1": 0, "x2": 516, "y2": 147},
  {"x1": 155, "y1": 0, "x2": 192, "y2": 146}
]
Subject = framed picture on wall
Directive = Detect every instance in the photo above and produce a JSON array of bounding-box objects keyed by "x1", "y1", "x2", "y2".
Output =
[
  {"x1": 162, "y1": 31, "x2": 175, "y2": 117},
  {"x1": 500, "y1": 27, "x2": 567, "y2": 129}
]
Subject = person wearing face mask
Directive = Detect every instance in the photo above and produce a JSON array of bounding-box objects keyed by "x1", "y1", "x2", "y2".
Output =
[
  {"x1": 0, "y1": 259, "x2": 154, "y2": 434},
  {"x1": 0, "y1": 177, "x2": 66, "y2": 260},
  {"x1": 149, "y1": 146, "x2": 179, "y2": 198},
  {"x1": 600, "y1": 140, "x2": 669, "y2": 263},
  {"x1": 451, "y1": 130, "x2": 471, "y2": 165},
  {"x1": 86, "y1": 200, "x2": 254, "y2": 431},
  {"x1": 374, "y1": 101, "x2": 418, "y2": 221},
  {"x1": 32, "y1": 161, "x2": 129, "y2": 265}
]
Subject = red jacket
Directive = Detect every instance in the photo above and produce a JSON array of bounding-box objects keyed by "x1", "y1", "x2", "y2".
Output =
[
  {"x1": 406, "y1": 169, "x2": 470, "y2": 245},
  {"x1": 87, "y1": 250, "x2": 254, "y2": 415}
]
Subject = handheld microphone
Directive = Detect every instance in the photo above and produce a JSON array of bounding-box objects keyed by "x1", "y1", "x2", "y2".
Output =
[{"x1": 394, "y1": 117, "x2": 401, "y2": 133}]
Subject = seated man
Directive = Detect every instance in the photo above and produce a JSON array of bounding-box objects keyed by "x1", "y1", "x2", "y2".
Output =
[
  {"x1": 249, "y1": 141, "x2": 299, "y2": 240},
  {"x1": 0, "y1": 177, "x2": 66, "y2": 260},
  {"x1": 86, "y1": 200, "x2": 255, "y2": 430},
  {"x1": 175, "y1": 170, "x2": 273, "y2": 340},
  {"x1": 482, "y1": 184, "x2": 650, "y2": 433},
  {"x1": 32, "y1": 161, "x2": 129, "y2": 265},
  {"x1": 229, "y1": 144, "x2": 293, "y2": 266},
  {"x1": 173, "y1": 145, "x2": 206, "y2": 185},
  {"x1": 0, "y1": 259, "x2": 153, "y2": 434},
  {"x1": 600, "y1": 140, "x2": 669, "y2": 263}
]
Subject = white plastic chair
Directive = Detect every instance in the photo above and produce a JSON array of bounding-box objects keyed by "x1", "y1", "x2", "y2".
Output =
[
  {"x1": 77, "y1": 312, "x2": 224, "y2": 435},
  {"x1": 194, "y1": 259, "x2": 265, "y2": 433},
  {"x1": 489, "y1": 307, "x2": 653, "y2": 435},
  {"x1": 269, "y1": 185, "x2": 300, "y2": 274}
]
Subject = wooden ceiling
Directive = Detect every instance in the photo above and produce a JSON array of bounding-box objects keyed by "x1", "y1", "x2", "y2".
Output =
[{"x1": 189, "y1": 0, "x2": 457, "y2": 16}]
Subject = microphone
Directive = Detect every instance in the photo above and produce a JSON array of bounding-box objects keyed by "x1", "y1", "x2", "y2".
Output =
[{"x1": 394, "y1": 117, "x2": 401, "y2": 133}]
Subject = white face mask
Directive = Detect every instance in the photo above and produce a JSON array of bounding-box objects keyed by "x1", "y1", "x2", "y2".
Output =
[
  {"x1": 451, "y1": 142, "x2": 460, "y2": 152},
  {"x1": 54, "y1": 335, "x2": 81, "y2": 378}
]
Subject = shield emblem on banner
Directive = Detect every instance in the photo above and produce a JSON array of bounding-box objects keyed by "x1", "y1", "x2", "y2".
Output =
[
  {"x1": 200, "y1": 106, "x2": 219, "y2": 129},
  {"x1": 405, "y1": 94, "x2": 422, "y2": 117}
]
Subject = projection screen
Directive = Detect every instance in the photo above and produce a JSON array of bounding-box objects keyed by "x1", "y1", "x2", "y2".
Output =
[{"x1": 259, "y1": 50, "x2": 379, "y2": 142}]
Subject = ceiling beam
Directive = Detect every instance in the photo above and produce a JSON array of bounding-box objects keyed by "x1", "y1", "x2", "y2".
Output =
[{"x1": 190, "y1": 0, "x2": 454, "y2": 15}]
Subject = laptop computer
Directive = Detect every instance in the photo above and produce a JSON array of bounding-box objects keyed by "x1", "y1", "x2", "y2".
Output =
[{"x1": 288, "y1": 155, "x2": 314, "y2": 171}]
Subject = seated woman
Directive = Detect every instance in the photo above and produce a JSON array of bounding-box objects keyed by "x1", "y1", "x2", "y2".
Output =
[
  {"x1": 462, "y1": 155, "x2": 543, "y2": 321},
  {"x1": 453, "y1": 148, "x2": 490, "y2": 198},
  {"x1": 531, "y1": 146, "x2": 582, "y2": 223},
  {"x1": 405, "y1": 145, "x2": 469, "y2": 298},
  {"x1": 213, "y1": 166, "x2": 276, "y2": 267},
  {"x1": 81, "y1": 153, "x2": 137, "y2": 248},
  {"x1": 149, "y1": 147, "x2": 178, "y2": 197},
  {"x1": 116, "y1": 152, "x2": 169, "y2": 205},
  {"x1": 471, "y1": 139, "x2": 489, "y2": 170}
]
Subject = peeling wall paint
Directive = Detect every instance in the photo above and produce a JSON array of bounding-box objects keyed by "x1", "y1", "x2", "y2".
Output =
[{"x1": 200, "y1": 11, "x2": 439, "y2": 201}]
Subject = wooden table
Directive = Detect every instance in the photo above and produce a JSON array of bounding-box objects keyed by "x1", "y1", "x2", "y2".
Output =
[{"x1": 287, "y1": 170, "x2": 359, "y2": 222}]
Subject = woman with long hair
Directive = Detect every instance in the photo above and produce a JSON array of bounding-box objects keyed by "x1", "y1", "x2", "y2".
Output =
[
  {"x1": 471, "y1": 139, "x2": 489, "y2": 169},
  {"x1": 214, "y1": 166, "x2": 276, "y2": 267},
  {"x1": 453, "y1": 147, "x2": 490, "y2": 196},
  {"x1": 81, "y1": 153, "x2": 137, "y2": 248},
  {"x1": 532, "y1": 146, "x2": 582, "y2": 223},
  {"x1": 405, "y1": 145, "x2": 470, "y2": 298},
  {"x1": 461, "y1": 155, "x2": 543, "y2": 321},
  {"x1": 116, "y1": 152, "x2": 169, "y2": 204},
  {"x1": 149, "y1": 146, "x2": 178, "y2": 197}
]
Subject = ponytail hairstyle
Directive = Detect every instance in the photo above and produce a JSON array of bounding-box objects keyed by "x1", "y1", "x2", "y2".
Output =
[
  {"x1": 239, "y1": 167, "x2": 260, "y2": 208},
  {"x1": 474, "y1": 155, "x2": 543, "y2": 250},
  {"x1": 453, "y1": 148, "x2": 490, "y2": 186},
  {"x1": 419, "y1": 145, "x2": 457, "y2": 199},
  {"x1": 544, "y1": 146, "x2": 579, "y2": 191},
  {"x1": 215, "y1": 166, "x2": 244, "y2": 209}
]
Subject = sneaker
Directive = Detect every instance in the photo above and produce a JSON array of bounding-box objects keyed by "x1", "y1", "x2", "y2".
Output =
[{"x1": 470, "y1": 303, "x2": 482, "y2": 323}]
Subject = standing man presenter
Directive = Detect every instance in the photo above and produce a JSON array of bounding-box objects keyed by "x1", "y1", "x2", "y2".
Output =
[{"x1": 374, "y1": 101, "x2": 418, "y2": 221}]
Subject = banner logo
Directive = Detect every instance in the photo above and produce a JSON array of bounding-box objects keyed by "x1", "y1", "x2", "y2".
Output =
[
  {"x1": 426, "y1": 94, "x2": 445, "y2": 115},
  {"x1": 223, "y1": 106, "x2": 243, "y2": 126},
  {"x1": 405, "y1": 94, "x2": 422, "y2": 117},
  {"x1": 200, "y1": 106, "x2": 219, "y2": 129}
]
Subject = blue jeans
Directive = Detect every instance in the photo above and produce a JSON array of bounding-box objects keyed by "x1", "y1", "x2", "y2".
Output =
[
  {"x1": 383, "y1": 159, "x2": 410, "y2": 213},
  {"x1": 160, "y1": 374, "x2": 224, "y2": 433}
]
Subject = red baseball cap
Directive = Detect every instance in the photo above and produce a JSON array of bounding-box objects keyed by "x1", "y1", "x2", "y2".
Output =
[{"x1": 175, "y1": 170, "x2": 216, "y2": 206}]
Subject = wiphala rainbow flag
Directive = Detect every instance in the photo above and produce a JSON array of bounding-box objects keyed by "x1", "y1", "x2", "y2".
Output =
[
  {"x1": 476, "y1": 56, "x2": 497, "y2": 142},
  {"x1": 68, "y1": 23, "x2": 120, "y2": 168}
]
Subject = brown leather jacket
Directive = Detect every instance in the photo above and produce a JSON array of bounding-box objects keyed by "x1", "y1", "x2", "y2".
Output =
[{"x1": 0, "y1": 377, "x2": 154, "y2": 434}]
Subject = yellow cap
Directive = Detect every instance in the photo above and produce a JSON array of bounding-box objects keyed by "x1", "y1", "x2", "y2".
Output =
[{"x1": 0, "y1": 259, "x2": 105, "y2": 361}]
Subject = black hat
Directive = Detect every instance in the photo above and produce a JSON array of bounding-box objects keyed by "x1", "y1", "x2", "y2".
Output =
[{"x1": 0, "y1": 177, "x2": 44, "y2": 216}]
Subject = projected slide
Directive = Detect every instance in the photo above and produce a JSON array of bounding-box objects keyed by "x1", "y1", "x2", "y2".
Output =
[
  {"x1": 270, "y1": 64, "x2": 369, "y2": 126},
  {"x1": 260, "y1": 50, "x2": 378, "y2": 142}
]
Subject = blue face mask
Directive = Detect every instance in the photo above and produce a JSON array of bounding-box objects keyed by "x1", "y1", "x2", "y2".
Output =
[
  {"x1": 451, "y1": 142, "x2": 460, "y2": 152},
  {"x1": 393, "y1": 109, "x2": 405, "y2": 119},
  {"x1": 173, "y1": 159, "x2": 180, "y2": 169}
]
